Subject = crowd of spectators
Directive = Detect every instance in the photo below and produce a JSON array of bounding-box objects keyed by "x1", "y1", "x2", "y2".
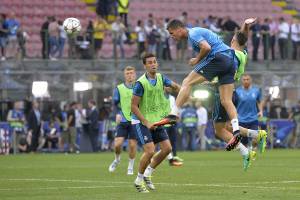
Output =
[{"x1": 1, "y1": 1, "x2": 300, "y2": 61}]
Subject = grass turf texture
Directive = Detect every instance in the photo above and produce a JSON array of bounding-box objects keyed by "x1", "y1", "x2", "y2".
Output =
[{"x1": 0, "y1": 149, "x2": 299, "y2": 200}]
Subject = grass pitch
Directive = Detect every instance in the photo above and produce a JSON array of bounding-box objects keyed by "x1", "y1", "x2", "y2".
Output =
[{"x1": 0, "y1": 149, "x2": 299, "y2": 200}]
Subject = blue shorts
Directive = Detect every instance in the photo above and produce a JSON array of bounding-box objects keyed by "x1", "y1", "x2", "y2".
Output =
[
  {"x1": 133, "y1": 123, "x2": 169, "y2": 145},
  {"x1": 239, "y1": 121, "x2": 259, "y2": 131},
  {"x1": 115, "y1": 122, "x2": 136, "y2": 140},
  {"x1": 194, "y1": 49, "x2": 236, "y2": 85}
]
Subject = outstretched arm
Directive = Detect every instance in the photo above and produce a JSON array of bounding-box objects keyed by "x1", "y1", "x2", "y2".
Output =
[{"x1": 240, "y1": 18, "x2": 257, "y2": 36}]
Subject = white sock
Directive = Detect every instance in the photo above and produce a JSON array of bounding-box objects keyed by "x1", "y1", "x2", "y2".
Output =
[
  {"x1": 144, "y1": 165, "x2": 155, "y2": 177},
  {"x1": 128, "y1": 158, "x2": 135, "y2": 170},
  {"x1": 231, "y1": 118, "x2": 240, "y2": 133},
  {"x1": 170, "y1": 105, "x2": 179, "y2": 116},
  {"x1": 115, "y1": 154, "x2": 120, "y2": 162},
  {"x1": 135, "y1": 173, "x2": 144, "y2": 184},
  {"x1": 247, "y1": 129, "x2": 258, "y2": 138},
  {"x1": 167, "y1": 153, "x2": 173, "y2": 160},
  {"x1": 236, "y1": 143, "x2": 248, "y2": 156}
]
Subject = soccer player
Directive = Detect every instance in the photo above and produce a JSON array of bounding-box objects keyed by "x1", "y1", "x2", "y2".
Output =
[
  {"x1": 108, "y1": 66, "x2": 137, "y2": 175},
  {"x1": 235, "y1": 74, "x2": 263, "y2": 147},
  {"x1": 213, "y1": 18, "x2": 267, "y2": 170},
  {"x1": 132, "y1": 53, "x2": 180, "y2": 193},
  {"x1": 156, "y1": 19, "x2": 241, "y2": 140}
]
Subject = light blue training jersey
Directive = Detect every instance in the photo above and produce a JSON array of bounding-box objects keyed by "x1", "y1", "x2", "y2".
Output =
[
  {"x1": 235, "y1": 86, "x2": 262, "y2": 123},
  {"x1": 187, "y1": 27, "x2": 231, "y2": 68}
]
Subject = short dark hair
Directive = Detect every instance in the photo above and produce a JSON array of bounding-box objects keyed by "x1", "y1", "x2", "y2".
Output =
[
  {"x1": 235, "y1": 31, "x2": 248, "y2": 46},
  {"x1": 166, "y1": 19, "x2": 185, "y2": 30},
  {"x1": 142, "y1": 53, "x2": 156, "y2": 64}
]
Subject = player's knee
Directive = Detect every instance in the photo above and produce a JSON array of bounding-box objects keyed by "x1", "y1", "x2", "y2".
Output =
[
  {"x1": 162, "y1": 145, "x2": 172, "y2": 155},
  {"x1": 220, "y1": 98, "x2": 232, "y2": 108},
  {"x1": 144, "y1": 150, "x2": 155, "y2": 157}
]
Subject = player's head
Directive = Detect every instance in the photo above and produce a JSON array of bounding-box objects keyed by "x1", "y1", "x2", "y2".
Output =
[
  {"x1": 241, "y1": 74, "x2": 252, "y2": 88},
  {"x1": 232, "y1": 31, "x2": 248, "y2": 46},
  {"x1": 123, "y1": 66, "x2": 136, "y2": 84},
  {"x1": 142, "y1": 53, "x2": 158, "y2": 74},
  {"x1": 167, "y1": 19, "x2": 187, "y2": 41}
]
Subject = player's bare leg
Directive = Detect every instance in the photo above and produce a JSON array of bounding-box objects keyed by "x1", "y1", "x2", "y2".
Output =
[
  {"x1": 108, "y1": 137, "x2": 124, "y2": 172},
  {"x1": 143, "y1": 140, "x2": 172, "y2": 190},
  {"x1": 127, "y1": 139, "x2": 137, "y2": 175},
  {"x1": 134, "y1": 143, "x2": 155, "y2": 192}
]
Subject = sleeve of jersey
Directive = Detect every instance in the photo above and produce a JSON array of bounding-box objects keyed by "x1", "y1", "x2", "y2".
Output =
[
  {"x1": 257, "y1": 88, "x2": 262, "y2": 102},
  {"x1": 133, "y1": 81, "x2": 144, "y2": 97},
  {"x1": 162, "y1": 75, "x2": 172, "y2": 87},
  {"x1": 112, "y1": 88, "x2": 121, "y2": 113},
  {"x1": 189, "y1": 29, "x2": 205, "y2": 45}
]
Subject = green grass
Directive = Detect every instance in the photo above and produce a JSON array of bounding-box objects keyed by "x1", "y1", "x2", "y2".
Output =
[{"x1": 0, "y1": 150, "x2": 300, "y2": 200}]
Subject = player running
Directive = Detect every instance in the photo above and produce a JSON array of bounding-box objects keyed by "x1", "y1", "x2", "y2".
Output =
[
  {"x1": 108, "y1": 66, "x2": 137, "y2": 175},
  {"x1": 131, "y1": 53, "x2": 180, "y2": 193}
]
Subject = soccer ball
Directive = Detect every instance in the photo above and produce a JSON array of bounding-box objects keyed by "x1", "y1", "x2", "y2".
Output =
[{"x1": 63, "y1": 17, "x2": 81, "y2": 35}]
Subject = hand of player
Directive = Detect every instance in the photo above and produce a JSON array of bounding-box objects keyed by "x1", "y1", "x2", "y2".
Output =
[
  {"x1": 258, "y1": 111, "x2": 263, "y2": 118},
  {"x1": 245, "y1": 18, "x2": 257, "y2": 25},
  {"x1": 144, "y1": 121, "x2": 156, "y2": 130},
  {"x1": 189, "y1": 58, "x2": 199, "y2": 66}
]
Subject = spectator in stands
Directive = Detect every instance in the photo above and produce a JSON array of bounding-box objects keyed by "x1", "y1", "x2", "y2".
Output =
[
  {"x1": 250, "y1": 18, "x2": 261, "y2": 61},
  {"x1": 75, "y1": 31, "x2": 92, "y2": 59},
  {"x1": 222, "y1": 16, "x2": 240, "y2": 45},
  {"x1": 278, "y1": 17, "x2": 289, "y2": 60},
  {"x1": 118, "y1": 0, "x2": 129, "y2": 27},
  {"x1": 93, "y1": 16, "x2": 108, "y2": 58},
  {"x1": 111, "y1": 16, "x2": 126, "y2": 58},
  {"x1": 196, "y1": 100, "x2": 207, "y2": 150},
  {"x1": 7, "y1": 101, "x2": 26, "y2": 153},
  {"x1": 87, "y1": 99, "x2": 99, "y2": 152},
  {"x1": 289, "y1": 100, "x2": 300, "y2": 148},
  {"x1": 40, "y1": 16, "x2": 51, "y2": 59},
  {"x1": 57, "y1": 20, "x2": 67, "y2": 58},
  {"x1": 208, "y1": 16, "x2": 221, "y2": 33},
  {"x1": 4, "y1": 12, "x2": 20, "y2": 58},
  {"x1": 176, "y1": 12, "x2": 192, "y2": 61},
  {"x1": 96, "y1": 0, "x2": 110, "y2": 20},
  {"x1": 86, "y1": 20, "x2": 94, "y2": 43},
  {"x1": 291, "y1": 18, "x2": 300, "y2": 60},
  {"x1": 146, "y1": 22, "x2": 159, "y2": 55},
  {"x1": 158, "y1": 19, "x2": 172, "y2": 60},
  {"x1": 135, "y1": 20, "x2": 146, "y2": 58},
  {"x1": 48, "y1": 16, "x2": 59, "y2": 60},
  {"x1": 27, "y1": 100, "x2": 42, "y2": 152},
  {"x1": 16, "y1": 26, "x2": 29, "y2": 59},
  {"x1": 269, "y1": 17, "x2": 278, "y2": 60},
  {"x1": 0, "y1": 14, "x2": 8, "y2": 61},
  {"x1": 261, "y1": 18, "x2": 270, "y2": 60}
]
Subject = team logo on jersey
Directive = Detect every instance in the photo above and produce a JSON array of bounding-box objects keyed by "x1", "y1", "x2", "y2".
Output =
[{"x1": 144, "y1": 136, "x2": 148, "y2": 142}]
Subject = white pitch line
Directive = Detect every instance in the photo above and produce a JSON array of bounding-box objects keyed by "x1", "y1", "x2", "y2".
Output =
[{"x1": 0, "y1": 178, "x2": 299, "y2": 191}]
